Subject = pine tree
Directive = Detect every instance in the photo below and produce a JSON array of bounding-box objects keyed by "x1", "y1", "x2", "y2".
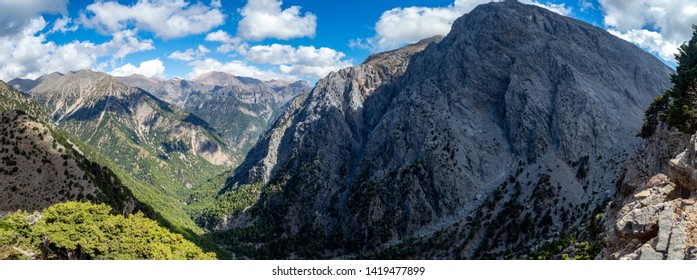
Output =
[{"x1": 640, "y1": 25, "x2": 697, "y2": 137}]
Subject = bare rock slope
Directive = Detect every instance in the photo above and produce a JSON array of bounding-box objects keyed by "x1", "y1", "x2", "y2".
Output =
[
  {"x1": 202, "y1": 1, "x2": 673, "y2": 258},
  {"x1": 116, "y1": 72, "x2": 310, "y2": 159}
]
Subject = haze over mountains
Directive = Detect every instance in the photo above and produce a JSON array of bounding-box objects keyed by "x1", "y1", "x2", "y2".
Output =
[{"x1": 1, "y1": 1, "x2": 693, "y2": 260}]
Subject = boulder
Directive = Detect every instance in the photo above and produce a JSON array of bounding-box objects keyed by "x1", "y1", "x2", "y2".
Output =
[{"x1": 639, "y1": 244, "x2": 664, "y2": 260}]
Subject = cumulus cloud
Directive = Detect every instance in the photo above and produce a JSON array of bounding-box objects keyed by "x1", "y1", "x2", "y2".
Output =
[
  {"x1": 0, "y1": 17, "x2": 154, "y2": 81},
  {"x1": 168, "y1": 45, "x2": 210, "y2": 61},
  {"x1": 0, "y1": 0, "x2": 67, "y2": 36},
  {"x1": 188, "y1": 58, "x2": 295, "y2": 81},
  {"x1": 110, "y1": 59, "x2": 165, "y2": 77},
  {"x1": 609, "y1": 29, "x2": 681, "y2": 62},
  {"x1": 599, "y1": 0, "x2": 697, "y2": 62},
  {"x1": 0, "y1": 17, "x2": 96, "y2": 80},
  {"x1": 246, "y1": 44, "x2": 352, "y2": 78},
  {"x1": 352, "y1": 0, "x2": 571, "y2": 51},
  {"x1": 205, "y1": 30, "x2": 247, "y2": 53},
  {"x1": 81, "y1": 0, "x2": 224, "y2": 39},
  {"x1": 103, "y1": 29, "x2": 155, "y2": 61},
  {"x1": 49, "y1": 16, "x2": 78, "y2": 34},
  {"x1": 237, "y1": 0, "x2": 316, "y2": 40}
]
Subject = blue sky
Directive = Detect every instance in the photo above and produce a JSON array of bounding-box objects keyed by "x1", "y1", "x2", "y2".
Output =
[{"x1": 0, "y1": 0, "x2": 695, "y2": 83}]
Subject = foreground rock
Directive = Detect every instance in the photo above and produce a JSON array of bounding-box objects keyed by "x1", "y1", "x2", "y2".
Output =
[{"x1": 605, "y1": 134, "x2": 697, "y2": 260}]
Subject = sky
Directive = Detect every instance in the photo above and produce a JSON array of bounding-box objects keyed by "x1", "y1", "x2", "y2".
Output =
[{"x1": 0, "y1": 0, "x2": 695, "y2": 84}]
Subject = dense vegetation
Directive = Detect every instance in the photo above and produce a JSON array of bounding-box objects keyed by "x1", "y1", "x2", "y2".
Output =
[
  {"x1": 641, "y1": 25, "x2": 697, "y2": 137},
  {"x1": 0, "y1": 201, "x2": 215, "y2": 260}
]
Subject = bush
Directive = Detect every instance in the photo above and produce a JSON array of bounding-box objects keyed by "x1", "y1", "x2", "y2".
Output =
[{"x1": 0, "y1": 201, "x2": 216, "y2": 260}]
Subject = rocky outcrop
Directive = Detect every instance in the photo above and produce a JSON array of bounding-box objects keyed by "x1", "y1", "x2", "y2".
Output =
[
  {"x1": 605, "y1": 134, "x2": 697, "y2": 260},
  {"x1": 208, "y1": 1, "x2": 673, "y2": 258}
]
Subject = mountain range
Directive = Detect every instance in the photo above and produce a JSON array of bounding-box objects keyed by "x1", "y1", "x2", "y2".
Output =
[{"x1": 0, "y1": 0, "x2": 692, "y2": 260}]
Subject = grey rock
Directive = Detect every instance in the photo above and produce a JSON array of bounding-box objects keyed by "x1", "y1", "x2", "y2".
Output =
[
  {"x1": 616, "y1": 204, "x2": 664, "y2": 237},
  {"x1": 667, "y1": 217, "x2": 687, "y2": 260},
  {"x1": 12, "y1": 70, "x2": 234, "y2": 189},
  {"x1": 619, "y1": 253, "x2": 640, "y2": 260},
  {"x1": 215, "y1": 1, "x2": 673, "y2": 257},
  {"x1": 639, "y1": 244, "x2": 664, "y2": 260},
  {"x1": 116, "y1": 72, "x2": 311, "y2": 163},
  {"x1": 656, "y1": 206, "x2": 673, "y2": 252}
]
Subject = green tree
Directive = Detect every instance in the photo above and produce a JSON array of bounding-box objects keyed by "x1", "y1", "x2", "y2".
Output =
[
  {"x1": 0, "y1": 201, "x2": 216, "y2": 260},
  {"x1": 641, "y1": 25, "x2": 697, "y2": 137}
]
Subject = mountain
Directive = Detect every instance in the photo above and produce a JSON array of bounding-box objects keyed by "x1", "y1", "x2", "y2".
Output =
[
  {"x1": 0, "y1": 81, "x2": 137, "y2": 214},
  {"x1": 116, "y1": 72, "x2": 311, "y2": 162},
  {"x1": 199, "y1": 1, "x2": 674, "y2": 259},
  {"x1": 10, "y1": 70, "x2": 234, "y2": 195},
  {"x1": 1, "y1": 79, "x2": 226, "y2": 256}
]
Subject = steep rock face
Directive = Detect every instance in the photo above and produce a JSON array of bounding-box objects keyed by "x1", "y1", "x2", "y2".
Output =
[
  {"x1": 12, "y1": 70, "x2": 233, "y2": 192},
  {"x1": 205, "y1": 2, "x2": 673, "y2": 258},
  {"x1": 116, "y1": 72, "x2": 311, "y2": 163},
  {"x1": 0, "y1": 82, "x2": 137, "y2": 214}
]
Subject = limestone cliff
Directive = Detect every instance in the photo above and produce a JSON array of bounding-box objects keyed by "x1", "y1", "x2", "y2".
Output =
[{"x1": 203, "y1": 1, "x2": 673, "y2": 259}]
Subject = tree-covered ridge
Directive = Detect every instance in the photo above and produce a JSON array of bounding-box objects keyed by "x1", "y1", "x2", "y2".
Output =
[
  {"x1": 0, "y1": 201, "x2": 215, "y2": 260},
  {"x1": 641, "y1": 25, "x2": 697, "y2": 137},
  {"x1": 0, "y1": 81, "x2": 49, "y2": 123}
]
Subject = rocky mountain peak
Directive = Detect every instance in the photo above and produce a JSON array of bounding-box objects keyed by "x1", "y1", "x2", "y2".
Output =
[
  {"x1": 202, "y1": 1, "x2": 674, "y2": 259},
  {"x1": 192, "y1": 71, "x2": 249, "y2": 87}
]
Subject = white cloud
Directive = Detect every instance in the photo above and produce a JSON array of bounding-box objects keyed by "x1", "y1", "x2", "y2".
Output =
[
  {"x1": 353, "y1": 0, "x2": 571, "y2": 52},
  {"x1": 205, "y1": 30, "x2": 234, "y2": 42},
  {"x1": 168, "y1": 45, "x2": 210, "y2": 61},
  {"x1": 205, "y1": 30, "x2": 247, "y2": 53},
  {"x1": 527, "y1": 2, "x2": 571, "y2": 15},
  {"x1": 246, "y1": 44, "x2": 353, "y2": 78},
  {"x1": 599, "y1": 0, "x2": 697, "y2": 63},
  {"x1": 0, "y1": 17, "x2": 97, "y2": 80},
  {"x1": 0, "y1": 17, "x2": 155, "y2": 81},
  {"x1": 579, "y1": 0, "x2": 594, "y2": 12},
  {"x1": 81, "y1": 0, "x2": 225, "y2": 39},
  {"x1": 103, "y1": 29, "x2": 155, "y2": 61},
  {"x1": 49, "y1": 16, "x2": 78, "y2": 34},
  {"x1": 237, "y1": 0, "x2": 316, "y2": 40},
  {"x1": 0, "y1": 0, "x2": 67, "y2": 36},
  {"x1": 110, "y1": 59, "x2": 165, "y2": 77},
  {"x1": 609, "y1": 29, "x2": 680, "y2": 62},
  {"x1": 188, "y1": 58, "x2": 295, "y2": 81}
]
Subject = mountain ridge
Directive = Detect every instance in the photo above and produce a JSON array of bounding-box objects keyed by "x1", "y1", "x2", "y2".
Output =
[{"x1": 200, "y1": 1, "x2": 674, "y2": 259}]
